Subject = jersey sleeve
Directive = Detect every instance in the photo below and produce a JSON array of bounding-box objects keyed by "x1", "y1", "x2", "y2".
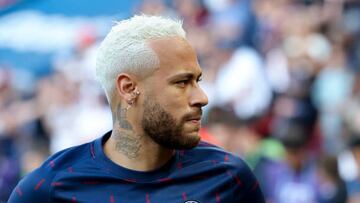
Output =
[
  {"x1": 7, "y1": 167, "x2": 53, "y2": 203},
  {"x1": 234, "y1": 158, "x2": 266, "y2": 203}
]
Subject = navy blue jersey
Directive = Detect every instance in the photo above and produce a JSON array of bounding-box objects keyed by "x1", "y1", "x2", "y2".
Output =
[{"x1": 8, "y1": 131, "x2": 265, "y2": 203}]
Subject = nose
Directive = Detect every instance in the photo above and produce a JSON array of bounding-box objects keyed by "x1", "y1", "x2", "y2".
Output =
[{"x1": 190, "y1": 84, "x2": 208, "y2": 107}]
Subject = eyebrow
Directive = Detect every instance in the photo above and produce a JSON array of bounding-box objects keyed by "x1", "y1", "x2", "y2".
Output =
[{"x1": 167, "y1": 72, "x2": 202, "y2": 82}]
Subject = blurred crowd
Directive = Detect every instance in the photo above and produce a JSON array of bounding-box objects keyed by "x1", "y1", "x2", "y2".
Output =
[{"x1": 1, "y1": 0, "x2": 360, "y2": 202}]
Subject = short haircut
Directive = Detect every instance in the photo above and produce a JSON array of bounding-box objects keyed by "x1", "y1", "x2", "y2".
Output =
[{"x1": 96, "y1": 15, "x2": 186, "y2": 101}]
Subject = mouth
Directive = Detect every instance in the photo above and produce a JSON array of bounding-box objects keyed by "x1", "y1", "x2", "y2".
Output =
[
  {"x1": 185, "y1": 115, "x2": 202, "y2": 126},
  {"x1": 185, "y1": 113, "x2": 201, "y2": 121},
  {"x1": 187, "y1": 118, "x2": 201, "y2": 124}
]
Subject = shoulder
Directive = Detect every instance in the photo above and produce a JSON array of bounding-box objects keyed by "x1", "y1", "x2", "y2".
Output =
[
  {"x1": 185, "y1": 141, "x2": 265, "y2": 202},
  {"x1": 7, "y1": 165, "x2": 54, "y2": 202},
  {"x1": 8, "y1": 141, "x2": 94, "y2": 202},
  {"x1": 44, "y1": 141, "x2": 94, "y2": 171},
  {"x1": 183, "y1": 141, "x2": 257, "y2": 179},
  {"x1": 188, "y1": 141, "x2": 249, "y2": 168}
]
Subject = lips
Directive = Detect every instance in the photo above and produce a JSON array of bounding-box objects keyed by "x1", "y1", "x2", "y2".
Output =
[
  {"x1": 184, "y1": 110, "x2": 202, "y2": 122},
  {"x1": 184, "y1": 110, "x2": 202, "y2": 127},
  {"x1": 188, "y1": 119, "x2": 201, "y2": 125}
]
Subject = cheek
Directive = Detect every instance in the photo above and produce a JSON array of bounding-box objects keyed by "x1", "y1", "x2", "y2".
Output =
[
  {"x1": 148, "y1": 82, "x2": 190, "y2": 117},
  {"x1": 158, "y1": 96, "x2": 187, "y2": 120}
]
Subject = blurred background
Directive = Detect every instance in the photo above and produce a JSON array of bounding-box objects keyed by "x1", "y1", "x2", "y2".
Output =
[{"x1": 1, "y1": 0, "x2": 360, "y2": 202}]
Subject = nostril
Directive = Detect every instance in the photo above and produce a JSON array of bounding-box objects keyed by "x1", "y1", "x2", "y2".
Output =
[{"x1": 190, "y1": 86, "x2": 209, "y2": 107}]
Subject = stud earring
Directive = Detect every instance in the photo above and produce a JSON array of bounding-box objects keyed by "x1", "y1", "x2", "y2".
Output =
[
  {"x1": 132, "y1": 91, "x2": 140, "y2": 97},
  {"x1": 125, "y1": 98, "x2": 134, "y2": 111}
]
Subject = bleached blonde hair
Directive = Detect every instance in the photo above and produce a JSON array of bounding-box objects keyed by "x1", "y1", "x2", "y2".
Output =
[{"x1": 96, "y1": 15, "x2": 186, "y2": 101}]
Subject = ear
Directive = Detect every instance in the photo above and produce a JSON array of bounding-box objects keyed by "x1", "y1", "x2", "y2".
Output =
[{"x1": 115, "y1": 73, "x2": 138, "y2": 104}]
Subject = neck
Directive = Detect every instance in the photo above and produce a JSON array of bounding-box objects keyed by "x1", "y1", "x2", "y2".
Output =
[{"x1": 104, "y1": 127, "x2": 175, "y2": 171}]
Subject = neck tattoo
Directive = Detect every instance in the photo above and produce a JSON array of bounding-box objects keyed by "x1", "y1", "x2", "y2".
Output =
[
  {"x1": 113, "y1": 104, "x2": 141, "y2": 159},
  {"x1": 114, "y1": 130, "x2": 141, "y2": 159},
  {"x1": 117, "y1": 104, "x2": 133, "y2": 130}
]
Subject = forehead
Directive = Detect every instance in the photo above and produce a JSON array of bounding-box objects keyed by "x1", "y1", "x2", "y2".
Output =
[{"x1": 148, "y1": 37, "x2": 202, "y2": 78}]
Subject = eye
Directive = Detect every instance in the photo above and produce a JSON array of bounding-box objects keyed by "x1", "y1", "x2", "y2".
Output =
[{"x1": 175, "y1": 80, "x2": 188, "y2": 87}]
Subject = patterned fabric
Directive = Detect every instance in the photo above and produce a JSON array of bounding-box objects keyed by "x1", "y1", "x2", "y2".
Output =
[{"x1": 8, "y1": 131, "x2": 265, "y2": 203}]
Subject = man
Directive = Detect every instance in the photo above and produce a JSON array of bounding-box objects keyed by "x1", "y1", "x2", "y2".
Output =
[{"x1": 8, "y1": 15, "x2": 265, "y2": 203}]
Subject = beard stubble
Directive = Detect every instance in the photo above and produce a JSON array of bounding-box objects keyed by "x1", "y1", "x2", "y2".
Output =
[{"x1": 141, "y1": 96, "x2": 201, "y2": 149}]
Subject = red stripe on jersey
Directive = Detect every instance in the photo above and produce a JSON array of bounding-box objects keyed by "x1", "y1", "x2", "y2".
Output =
[
  {"x1": 51, "y1": 182, "x2": 63, "y2": 186},
  {"x1": 49, "y1": 160, "x2": 55, "y2": 168},
  {"x1": 110, "y1": 194, "x2": 115, "y2": 203},
  {"x1": 72, "y1": 196, "x2": 76, "y2": 203},
  {"x1": 215, "y1": 192, "x2": 220, "y2": 203},
  {"x1": 226, "y1": 171, "x2": 242, "y2": 186},
  {"x1": 182, "y1": 192, "x2": 187, "y2": 201},
  {"x1": 234, "y1": 175, "x2": 242, "y2": 186},
  {"x1": 124, "y1": 178, "x2": 137, "y2": 183},
  {"x1": 157, "y1": 178, "x2": 172, "y2": 183},
  {"x1": 146, "y1": 193, "x2": 151, "y2": 203},
  {"x1": 34, "y1": 179, "x2": 45, "y2": 190},
  {"x1": 224, "y1": 155, "x2": 229, "y2": 162},
  {"x1": 16, "y1": 187, "x2": 23, "y2": 197}
]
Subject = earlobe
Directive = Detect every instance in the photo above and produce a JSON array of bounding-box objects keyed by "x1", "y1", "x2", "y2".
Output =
[
  {"x1": 128, "y1": 89, "x2": 141, "y2": 104},
  {"x1": 125, "y1": 90, "x2": 141, "y2": 111}
]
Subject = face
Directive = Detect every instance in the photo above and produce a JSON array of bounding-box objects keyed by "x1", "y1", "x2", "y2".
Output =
[{"x1": 140, "y1": 37, "x2": 208, "y2": 149}]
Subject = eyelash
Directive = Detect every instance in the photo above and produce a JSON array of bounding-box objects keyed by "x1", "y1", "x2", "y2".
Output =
[
  {"x1": 176, "y1": 80, "x2": 188, "y2": 86},
  {"x1": 176, "y1": 78, "x2": 202, "y2": 87}
]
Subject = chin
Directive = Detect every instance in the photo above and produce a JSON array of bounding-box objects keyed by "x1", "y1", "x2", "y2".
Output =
[
  {"x1": 184, "y1": 123, "x2": 201, "y2": 134},
  {"x1": 182, "y1": 126, "x2": 200, "y2": 138},
  {"x1": 180, "y1": 132, "x2": 201, "y2": 148},
  {"x1": 187, "y1": 131, "x2": 200, "y2": 139}
]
